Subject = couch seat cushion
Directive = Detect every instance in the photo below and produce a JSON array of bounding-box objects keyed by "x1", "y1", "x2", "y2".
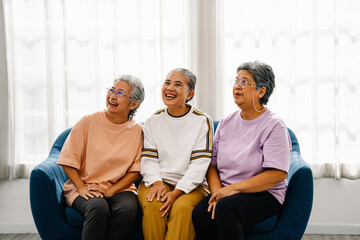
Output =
[
  {"x1": 244, "y1": 214, "x2": 278, "y2": 233},
  {"x1": 65, "y1": 206, "x2": 84, "y2": 229}
]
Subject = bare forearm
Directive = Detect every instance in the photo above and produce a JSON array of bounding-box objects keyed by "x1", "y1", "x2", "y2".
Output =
[
  {"x1": 62, "y1": 165, "x2": 85, "y2": 189},
  {"x1": 231, "y1": 169, "x2": 287, "y2": 194},
  {"x1": 107, "y1": 172, "x2": 141, "y2": 196},
  {"x1": 172, "y1": 188, "x2": 184, "y2": 198},
  {"x1": 206, "y1": 165, "x2": 223, "y2": 194}
]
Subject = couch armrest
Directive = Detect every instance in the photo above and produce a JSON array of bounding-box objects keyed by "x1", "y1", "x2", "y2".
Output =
[
  {"x1": 30, "y1": 157, "x2": 81, "y2": 240},
  {"x1": 272, "y1": 153, "x2": 314, "y2": 239}
]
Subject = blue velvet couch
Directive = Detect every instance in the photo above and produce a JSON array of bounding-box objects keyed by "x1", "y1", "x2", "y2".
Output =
[{"x1": 30, "y1": 121, "x2": 313, "y2": 240}]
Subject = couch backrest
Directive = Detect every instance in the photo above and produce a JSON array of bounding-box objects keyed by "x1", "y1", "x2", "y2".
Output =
[
  {"x1": 49, "y1": 128, "x2": 72, "y2": 159},
  {"x1": 50, "y1": 122, "x2": 306, "y2": 187},
  {"x1": 47, "y1": 128, "x2": 73, "y2": 189}
]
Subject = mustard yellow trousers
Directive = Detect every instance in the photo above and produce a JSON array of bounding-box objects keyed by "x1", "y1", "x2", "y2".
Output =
[{"x1": 138, "y1": 182, "x2": 208, "y2": 240}]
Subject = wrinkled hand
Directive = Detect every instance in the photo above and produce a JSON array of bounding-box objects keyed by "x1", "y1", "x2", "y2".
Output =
[
  {"x1": 147, "y1": 181, "x2": 167, "y2": 202},
  {"x1": 78, "y1": 184, "x2": 103, "y2": 200},
  {"x1": 208, "y1": 185, "x2": 237, "y2": 203},
  {"x1": 207, "y1": 201, "x2": 218, "y2": 219},
  {"x1": 159, "y1": 190, "x2": 182, "y2": 218},
  {"x1": 87, "y1": 183, "x2": 111, "y2": 198}
]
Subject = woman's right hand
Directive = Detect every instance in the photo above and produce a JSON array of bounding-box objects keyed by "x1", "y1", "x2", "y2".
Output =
[
  {"x1": 146, "y1": 181, "x2": 167, "y2": 202},
  {"x1": 207, "y1": 201, "x2": 218, "y2": 219},
  {"x1": 78, "y1": 184, "x2": 103, "y2": 200},
  {"x1": 62, "y1": 166, "x2": 103, "y2": 200}
]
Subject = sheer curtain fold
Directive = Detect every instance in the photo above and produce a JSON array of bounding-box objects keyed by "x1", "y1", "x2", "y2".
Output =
[
  {"x1": 1, "y1": 0, "x2": 360, "y2": 180},
  {"x1": 0, "y1": 0, "x2": 10, "y2": 180},
  {"x1": 189, "y1": 0, "x2": 220, "y2": 118},
  {"x1": 220, "y1": 0, "x2": 360, "y2": 179},
  {"x1": 2, "y1": 0, "x2": 189, "y2": 179}
]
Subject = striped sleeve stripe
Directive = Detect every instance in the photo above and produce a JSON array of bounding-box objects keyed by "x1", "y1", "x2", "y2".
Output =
[
  {"x1": 191, "y1": 150, "x2": 212, "y2": 154},
  {"x1": 143, "y1": 148, "x2": 158, "y2": 153},
  {"x1": 191, "y1": 155, "x2": 212, "y2": 161},
  {"x1": 141, "y1": 154, "x2": 159, "y2": 159},
  {"x1": 192, "y1": 109, "x2": 213, "y2": 150},
  {"x1": 154, "y1": 109, "x2": 165, "y2": 115},
  {"x1": 142, "y1": 148, "x2": 158, "y2": 158},
  {"x1": 190, "y1": 150, "x2": 212, "y2": 160}
]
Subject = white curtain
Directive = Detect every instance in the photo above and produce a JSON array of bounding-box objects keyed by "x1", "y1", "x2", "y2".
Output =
[
  {"x1": 219, "y1": 0, "x2": 360, "y2": 179},
  {"x1": 0, "y1": 0, "x2": 10, "y2": 179},
  {"x1": 2, "y1": 0, "x2": 360, "y2": 180},
  {"x1": 2, "y1": 0, "x2": 190, "y2": 179}
]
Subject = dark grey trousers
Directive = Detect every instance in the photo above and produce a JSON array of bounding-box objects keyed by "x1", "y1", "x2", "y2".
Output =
[
  {"x1": 72, "y1": 191, "x2": 138, "y2": 240},
  {"x1": 192, "y1": 191, "x2": 282, "y2": 240}
]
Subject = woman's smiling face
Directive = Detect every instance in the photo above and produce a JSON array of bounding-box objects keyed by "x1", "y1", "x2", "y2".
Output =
[
  {"x1": 106, "y1": 80, "x2": 133, "y2": 116},
  {"x1": 162, "y1": 71, "x2": 193, "y2": 108}
]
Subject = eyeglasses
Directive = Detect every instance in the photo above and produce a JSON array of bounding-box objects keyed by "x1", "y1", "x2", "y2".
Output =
[
  {"x1": 107, "y1": 88, "x2": 130, "y2": 98},
  {"x1": 233, "y1": 79, "x2": 253, "y2": 89}
]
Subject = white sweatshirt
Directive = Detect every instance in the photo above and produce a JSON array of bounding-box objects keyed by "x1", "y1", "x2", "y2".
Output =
[{"x1": 140, "y1": 106, "x2": 213, "y2": 193}]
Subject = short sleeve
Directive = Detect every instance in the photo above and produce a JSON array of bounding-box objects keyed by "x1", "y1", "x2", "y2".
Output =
[
  {"x1": 262, "y1": 123, "x2": 291, "y2": 172},
  {"x1": 57, "y1": 117, "x2": 87, "y2": 170}
]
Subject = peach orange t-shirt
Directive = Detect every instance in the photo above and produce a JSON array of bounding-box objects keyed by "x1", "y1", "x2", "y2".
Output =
[{"x1": 58, "y1": 111, "x2": 143, "y2": 206}]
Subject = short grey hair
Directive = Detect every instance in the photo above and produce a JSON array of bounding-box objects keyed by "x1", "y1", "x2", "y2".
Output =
[
  {"x1": 114, "y1": 74, "x2": 145, "y2": 119},
  {"x1": 237, "y1": 61, "x2": 275, "y2": 105},
  {"x1": 168, "y1": 68, "x2": 196, "y2": 102}
]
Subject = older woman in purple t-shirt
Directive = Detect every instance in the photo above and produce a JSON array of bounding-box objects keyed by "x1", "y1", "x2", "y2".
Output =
[{"x1": 192, "y1": 61, "x2": 291, "y2": 240}]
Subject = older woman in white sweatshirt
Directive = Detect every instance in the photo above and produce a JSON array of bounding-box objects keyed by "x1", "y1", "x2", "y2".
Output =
[{"x1": 138, "y1": 68, "x2": 214, "y2": 240}]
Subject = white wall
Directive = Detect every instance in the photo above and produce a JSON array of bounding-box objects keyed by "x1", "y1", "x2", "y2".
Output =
[
  {"x1": 306, "y1": 178, "x2": 360, "y2": 235},
  {"x1": 0, "y1": 178, "x2": 359, "y2": 234},
  {"x1": 0, "y1": 179, "x2": 37, "y2": 233}
]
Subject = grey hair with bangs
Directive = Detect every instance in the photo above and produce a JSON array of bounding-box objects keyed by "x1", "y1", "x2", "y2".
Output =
[
  {"x1": 168, "y1": 68, "x2": 196, "y2": 103},
  {"x1": 114, "y1": 74, "x2": 145, "y2": 119}
]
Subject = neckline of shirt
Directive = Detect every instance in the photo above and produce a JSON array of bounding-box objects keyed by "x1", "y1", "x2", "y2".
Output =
[
  {"x1": 100, "y1": 110, "x2": 134, "y2": 129},
  {"x1": 238, "y1": 108, "x2": 270, "y2": 125},
  {"x1": 165, "y1": 105, "x2": 193, "y2": 119}
]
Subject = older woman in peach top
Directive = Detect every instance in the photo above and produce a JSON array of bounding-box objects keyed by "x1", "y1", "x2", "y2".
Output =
[{"x1": 58, "y1": 75, "x2": 145, "y2": 240}]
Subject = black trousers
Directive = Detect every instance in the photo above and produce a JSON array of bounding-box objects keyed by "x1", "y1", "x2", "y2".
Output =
[
  {"x1": 192, "y1": 191, "x2": 282, "y2": 240},
  {"x1": 72, "y1": 191, "x2": 138, "y2": 240}
]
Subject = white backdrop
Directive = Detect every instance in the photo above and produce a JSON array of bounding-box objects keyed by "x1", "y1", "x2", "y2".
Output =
[
  {"x1": 1, "y1": 0, "x2": 359, "y2": 180},
  {"x1": 218, "y1": 0, "x2": 360, "y2": 179}
]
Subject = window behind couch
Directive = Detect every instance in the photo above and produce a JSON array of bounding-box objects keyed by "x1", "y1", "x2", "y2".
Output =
[{"x1": 2, "y1": 0, "x2": 189, "y2": 178}]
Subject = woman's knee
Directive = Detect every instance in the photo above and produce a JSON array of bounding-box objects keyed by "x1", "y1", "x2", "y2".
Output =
[
  {"x1": 110, "y1": 192, "x2": 138, "y2": 219},
  {"x1": 85, "y1": 197, "x2": 110, "y2": 218},
  {"x1": 215, "y1": 197, "x2": 237, "y2": 220},
  {"x1": 141, "y1": 199, "x2": 163, "y2": 215},
  {"x1": 172, "y1": 199, "x2": 193, "y2": 212}
]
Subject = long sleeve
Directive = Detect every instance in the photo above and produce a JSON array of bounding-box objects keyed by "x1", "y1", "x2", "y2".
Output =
[
  {"x1": 175, "y1": 116, "x2": 214, "y2": 193},
  {"x1": 140, "y1": 119, "x2": 163, "y2": 187}
]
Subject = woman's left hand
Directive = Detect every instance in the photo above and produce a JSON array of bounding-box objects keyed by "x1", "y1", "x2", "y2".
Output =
[
  {"x1": 87, "y1": 183, "x2": 113, "y2": 198},
  {"x1": 159, "y1": 189, "x2": 183, "y2": 218},
  {"x1": 209, "y1": 185, "x2": 237, "y2": 203}
]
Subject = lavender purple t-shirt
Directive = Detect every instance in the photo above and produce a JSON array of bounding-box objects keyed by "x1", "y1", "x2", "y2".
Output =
[{"x1": 211, "y1": 109, "x2": 291, "y2": 204}]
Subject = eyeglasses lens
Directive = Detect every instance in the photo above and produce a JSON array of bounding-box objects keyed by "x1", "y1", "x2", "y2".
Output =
[
  {"x1": 234, "y1": 79, "x2": 248, "y2": 88},
  {"x1": 116, "y1": 92, "x2": 124, "y2": 98}
]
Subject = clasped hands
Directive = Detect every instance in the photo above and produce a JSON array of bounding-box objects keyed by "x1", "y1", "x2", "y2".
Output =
[
  {"x1": 78, "y1": 183, "x2": 113, "y2": 200},
  {"x1": 208, "y1": 184, "x2": 237, "y2": 219},
  {"x1": 146, "y1": 181, "x2": 183, "y2": 218}
]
